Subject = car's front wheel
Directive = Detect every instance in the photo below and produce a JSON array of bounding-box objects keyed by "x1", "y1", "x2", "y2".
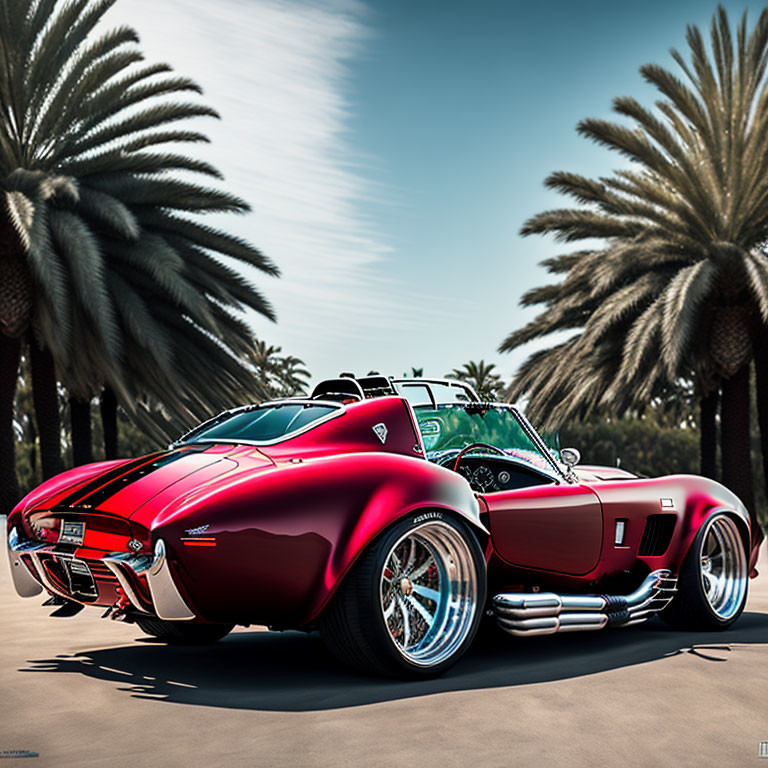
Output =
[
  {"x1": 135, "y1": 618, "x2": 234, "y2": 644},
  {"x1": 662, "y1": 512, "x2": 748, "y2": 630},
  {"x1": 320, "y1": 514, "x2": 486, "y2": 678}
]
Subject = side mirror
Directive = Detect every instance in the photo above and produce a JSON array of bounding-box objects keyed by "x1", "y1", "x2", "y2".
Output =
[{"x1": 560, "y1": 447, "x2": 581, "y2": 468}]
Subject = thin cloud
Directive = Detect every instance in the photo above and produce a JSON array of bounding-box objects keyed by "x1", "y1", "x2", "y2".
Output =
[{"x1": 106, "y1": 0, "x2": 469, "y2": 377}]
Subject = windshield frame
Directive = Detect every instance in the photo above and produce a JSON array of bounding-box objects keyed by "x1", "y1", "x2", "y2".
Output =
[
  {"x1": 172, "y1": 399, "x2": 345, "y2": 448},
  {"x1": 391, "y1": 378, "x2": 480, "y2": 406},
  {"x1": 413, "y1": 402, "x2": 568, "y2": 482}
]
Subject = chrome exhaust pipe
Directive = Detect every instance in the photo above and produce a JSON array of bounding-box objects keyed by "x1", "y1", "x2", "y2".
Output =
[{"x1": 493, "y1": 570, "x2": 677, "y2": 637}]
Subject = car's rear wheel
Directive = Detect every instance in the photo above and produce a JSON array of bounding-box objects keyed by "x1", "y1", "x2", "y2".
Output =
[
  {"x1": 320, "y1": 514, "x2": 486, "y2": 678},
  {"x1": 662, "y1": 512, "x2": 748, "y2": 630},
  {"x1": 135, "y1": 617, "x2": 234, "y2": 644}
]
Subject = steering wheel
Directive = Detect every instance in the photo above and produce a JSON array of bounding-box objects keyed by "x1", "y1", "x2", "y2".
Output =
[{"x1": 452, "y1": 442, "x2": 507, "y2": 473}]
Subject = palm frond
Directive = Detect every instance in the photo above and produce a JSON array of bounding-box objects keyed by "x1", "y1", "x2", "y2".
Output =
[
  {"x1": 506, "y1": 6, "x2": 768, "y2": 427},
  {"x1": 1, "y1": 0, "x2": 280, "y2": 444},
  {"x1": 47, "y1": 207, "x2": 120, "y2": 358},
  {"x1": 76, "y1": 185, "x2": 139, "y2": 240}
]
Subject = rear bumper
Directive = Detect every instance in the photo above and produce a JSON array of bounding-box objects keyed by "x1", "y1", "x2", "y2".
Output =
[{"x1": 7, "y1": 527, "x2": 195, "y2": 621}]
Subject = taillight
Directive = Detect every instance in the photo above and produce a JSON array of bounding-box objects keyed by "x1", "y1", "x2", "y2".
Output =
[{"x1": 27, "y1": 513, "x2": 61, "y2": 544}]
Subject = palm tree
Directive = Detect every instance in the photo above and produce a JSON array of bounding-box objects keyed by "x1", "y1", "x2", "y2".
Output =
[
  {"x1": 447, "y1": 360, "x2": 504, "y2": 400},
  {"x1": 274, "y1": 355, "x2": 311, "y2": 398},
  {"x1": 12, "y1": 353, "x2": 40, "y2": 496},
  {"x1": 0, "y1": 333, "x2": 22, "y2": 516},
  {"x1": 247, "y1": 340, "x2": 310, "y2": 400},
  {"x1": 505, "y1": 322, "x2": 717, "y2": 472},
  {"x1": 249, "y1": 340, "x2": 283, "y2": 392},
  {"x1": 1, "y1": 0, "x2": 278, "y2": 505},
  {"x1": 502, "y1": 6, "x2": 768, "y2": 533}
]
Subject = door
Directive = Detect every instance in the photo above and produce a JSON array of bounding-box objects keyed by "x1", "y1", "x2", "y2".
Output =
[{"x1": 485, "y1": 483, "x2": 603, "y2": 575}]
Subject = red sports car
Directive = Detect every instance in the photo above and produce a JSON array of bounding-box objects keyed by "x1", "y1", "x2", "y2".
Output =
[{"x1": 6, "y1": 376, "x2": 763, "y2": 677}]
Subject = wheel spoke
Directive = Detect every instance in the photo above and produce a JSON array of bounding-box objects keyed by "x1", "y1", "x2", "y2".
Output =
[
  {"x1": 406, "y1": 594, "x2": 436, "y2": 628},
  {"x1": 702, "y1": 570, "x2": 718, "y2": 598},
  {"x1": 396, "y1": 595, "x2": 411, "y2": 647},
  {"x1": 404, "y1": 537, "x2": 417, "y2": 573},
  {"x1": 383, "y1": 596, "x2": 396, "y2": 620},
  {"x1": 410, "y1": 555, "x2": 433, "y2": 581},
  {"x1": 412, "y1": 583, "x2": 441, "y2": 603}
]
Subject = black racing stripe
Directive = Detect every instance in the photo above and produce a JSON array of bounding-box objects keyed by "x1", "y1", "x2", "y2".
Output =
[
  {"x1": 63, "y1": 445, "x2": 210, "y2": 509},
  {"x1": 58, "y1": 453, "x2": 165, "y2": 508}
]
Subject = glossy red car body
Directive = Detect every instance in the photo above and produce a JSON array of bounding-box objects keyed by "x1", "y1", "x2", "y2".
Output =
[{"x1": 6, "y1": 389, "x2": 762, "y2": 635}]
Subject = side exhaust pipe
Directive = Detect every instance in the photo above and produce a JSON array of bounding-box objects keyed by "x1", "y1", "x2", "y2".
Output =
[{"x1": 493, "y1": 569, "x2": 677, "y2": 637}]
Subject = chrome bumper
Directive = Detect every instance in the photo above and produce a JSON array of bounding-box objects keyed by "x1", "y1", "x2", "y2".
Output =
[
  {"x1": 7, "y1": 528, "x2": 194, "y2": 621},
  {"x1": 104, "y1": 547, "x2": 194, "y2": 621},
  {"x1": 7, "y1": 527, "x2": 44, "y2": 598},
  {"x1": 493, "y1": 569, "x2": 678, "y2": 637}
]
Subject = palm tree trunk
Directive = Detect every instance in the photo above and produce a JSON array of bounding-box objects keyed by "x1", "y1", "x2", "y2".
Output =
[
  {"x1": 100, "y1": 387, "x2": 118, "y2": 459},
  {"x1": 29, "y1": 333, "x2": 62, "y2": 479},
  {"x1": 70, "y1": 396, "x2": 93, "y2": 466},
  {"x1": 0, "y1": 334, "x2": 21, "y2": 516},
  {"x1": 720, "y1": 364, "x2": 756, "y2": 529},
  {"x1": 699, "y1": 389, "x2": 718, "y2": 479},
  {"x1": 754, "y1": 335, "x2": 768, "y2": 536}
]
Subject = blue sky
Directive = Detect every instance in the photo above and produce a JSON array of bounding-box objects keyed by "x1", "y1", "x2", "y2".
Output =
[{"x1": 109, "y1": 0, "x2": 768, "y2": 386}]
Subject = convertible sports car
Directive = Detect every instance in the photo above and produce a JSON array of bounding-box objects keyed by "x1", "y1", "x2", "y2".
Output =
[{"x1": 6, "y1": 375, "x2": 763, "y2": 677}]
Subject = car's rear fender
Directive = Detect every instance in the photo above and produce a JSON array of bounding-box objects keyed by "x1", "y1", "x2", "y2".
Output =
[{"x1": 151, "y1": 452, "x2": 483, "y2": 627}]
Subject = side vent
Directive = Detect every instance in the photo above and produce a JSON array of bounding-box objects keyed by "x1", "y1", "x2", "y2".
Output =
[{"x1": 638, "y1": 514, "x2": 677, "y2": 557}]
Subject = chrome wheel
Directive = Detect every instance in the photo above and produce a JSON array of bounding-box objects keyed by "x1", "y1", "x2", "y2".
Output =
[
  {"x1": 379, "y1": 521, "x2": 479, "y2": 668},
  {"x1": 699, "y1": 515, "x2": 747, "y2": 620}
]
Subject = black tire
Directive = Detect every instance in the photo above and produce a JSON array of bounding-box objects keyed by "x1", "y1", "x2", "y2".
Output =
[
  {"x1": 136, "y1": 617, "x2": 234, "y2": 644},
  {"x1": 661, "y1": 512, "x2": 748, "y2": 631},
  {"x1": 319, "y1": 513, "x2": 486, "y2": 678}
]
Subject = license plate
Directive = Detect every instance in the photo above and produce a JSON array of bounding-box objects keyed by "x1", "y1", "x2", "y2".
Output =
[{"x1": 59, "y1": 521, "x2": 85, "y2": 546}]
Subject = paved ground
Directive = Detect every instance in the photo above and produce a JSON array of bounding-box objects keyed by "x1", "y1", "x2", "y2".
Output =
[{"x1": 0, "y1": 529, "x2": 766, "y2": 768}]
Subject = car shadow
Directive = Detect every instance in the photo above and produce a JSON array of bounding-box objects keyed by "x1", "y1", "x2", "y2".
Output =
[{"x1": 19, "y1": 611, "x2": 768, "y2": 712}]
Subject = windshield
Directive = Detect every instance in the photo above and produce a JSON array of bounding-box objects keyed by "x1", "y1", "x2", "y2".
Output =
[
  {"x1": 413, "y1": 403, "x2": 561, "y2": 477},
  {"x1": 179, "y1": 402, "x2": 339, "y2": 445}
]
